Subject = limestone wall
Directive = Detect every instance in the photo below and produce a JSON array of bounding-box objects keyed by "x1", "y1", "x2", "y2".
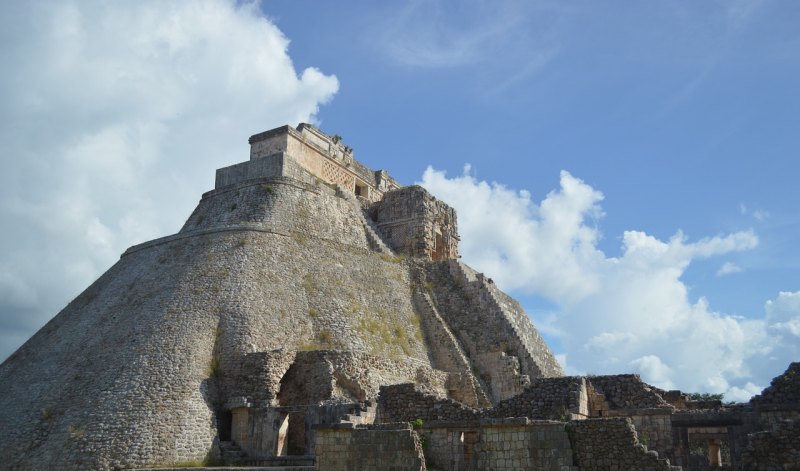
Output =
[
  {"x1": 179, "y1": 177, "x2": 370, "y2": 251},
  {"x1": 751, "y1": 362, "x2": 800, "y2": 407},
  {"x1": 314, "y1": 423, "x2": 426, "y2": 471},
  {"x1": 236, "y1": 350, "x2": 296, "y2": 406},
  {"x1": 487, "y1": 376, "x2": 585, "y2": 421},
  {"x1": 0, "y1": 179, "x2": 432, "y2": 469},
  {"x1": 245, "y1": 123, "x2": 400, "y2": 203},
  {"x1": 476, "y1": 419, "x2": 575, "y2": 471},
  {"x1": 740, "y1": 418, "x2": 800, "y2": 470},
  {"x1": 371, "y1": 186, "x2": 459, "y2": 260},
  {"x1": 567, "y1": 418, "x2": 675, "y2": 470},
  {"x1": 621, "y1": 410, "x2": 674, "y2": 458},
  {"x1": 377, "y1": 383, "x2": 482, "y2": 424},
  {"x1": 587, "y1": 374, "x2": 673, "y2": 410},
  {"x1": 422, "y1": 260, "x2": 562, "y2": 403}
]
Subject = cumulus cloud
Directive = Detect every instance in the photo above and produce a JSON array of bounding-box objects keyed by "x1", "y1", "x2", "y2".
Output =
[
  {"x1": 766, "y1": 291, "x2": 800, "y2": 338},
  {"x1": 0, "y1": 0, "x2": 338, "y2": 360},
  {"x1": 421, "y1": 165, "x2": 794, "y2": 400}
]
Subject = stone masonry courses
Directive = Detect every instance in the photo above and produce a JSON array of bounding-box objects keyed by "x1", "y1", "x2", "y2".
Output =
[{"x1": 0, "y1": 124, "x2": 797, "y2": 471}]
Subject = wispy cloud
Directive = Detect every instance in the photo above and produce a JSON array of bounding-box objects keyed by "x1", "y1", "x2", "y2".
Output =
[
  {"x1": 371, "y1": 0, "x2": 564, "y2": 91},
  {"x1": 740, "y1": 203, "x2": 770, "y2": 221}
]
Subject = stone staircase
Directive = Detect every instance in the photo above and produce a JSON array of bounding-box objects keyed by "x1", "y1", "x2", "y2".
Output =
[
  {"x1": 419, "y1": 260, "x2": 553, "y2": 402},
  {"x1": 412, "y1": 271, "x2": 492, "y2": 408},
  {"x1": 448, "y1": 260, "x2": 562, "y2": 378},
  {"x1": 336, "y1": 186, "x2": 395, "y2": 255},
  {"x1": 219, "y1": 440, "x2": 247, "y2": 466},
  {"x1": 338, "y1": 401, "x2": 377, "y2": 425},
  {"x1": 242, "y1": 455, "x2": 315, "y2": 468},
  {"x1": 218, "y1": 440, "x2": 315, "y2": 470}
]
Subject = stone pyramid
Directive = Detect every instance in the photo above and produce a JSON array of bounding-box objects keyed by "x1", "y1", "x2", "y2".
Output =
[{"x1": 0, "y1": 123, "x2": 562, "y2": 470}]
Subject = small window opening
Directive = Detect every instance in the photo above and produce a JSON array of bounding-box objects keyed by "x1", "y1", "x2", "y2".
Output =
[{"x1": 354, "y1": 183, "x2": 367, "y2": 197}]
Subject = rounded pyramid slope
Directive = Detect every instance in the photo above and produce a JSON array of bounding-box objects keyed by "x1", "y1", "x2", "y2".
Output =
[{"x1": 0, "y1": 178, "x2": 431, "y2": 469}]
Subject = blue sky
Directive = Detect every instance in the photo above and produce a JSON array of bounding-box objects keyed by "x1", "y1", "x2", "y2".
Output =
[{"x1": 1, "y1": 1, "x2": 798, "y2": 400}]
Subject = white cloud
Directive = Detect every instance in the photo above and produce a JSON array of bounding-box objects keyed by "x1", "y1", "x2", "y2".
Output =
[
  {"x1": 0, "y1": 0, "x2": 338, "y2": 360},
  {"x1": 420, "y1": 166, "x2": 794, "y2": 400},
  {"x1": 629, "y1": 355, "x2": 675, "y2": 390},
  {"x1": 421, "y1": 166, "x2": 605, "y2": 300},
  {"x1": 725, "y1": 382, "x2": 763, "y2": 402},
  {"x1": 766, "y1": 291, "x2": 800, "y2": 337},
  {"x1": 717, "y1": 261, "x2": 744, "y2": 276}
]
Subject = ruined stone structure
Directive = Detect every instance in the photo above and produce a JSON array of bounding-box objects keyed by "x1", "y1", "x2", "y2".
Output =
[{"x1": 0, "y1": 124, "x2": 797, "y2": 471}]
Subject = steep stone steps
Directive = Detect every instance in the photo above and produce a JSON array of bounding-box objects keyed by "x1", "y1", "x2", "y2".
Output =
[
  {"x1": 219, "y1": 440, "x2": 247, "y2": 466},
  {"x1": 449, "y1": 260, "x2": 562, "y2": 379},
  {"x1": 338, "y1": 401, "x2": 377, "y2": 425},
  {"x1": 335, "y1": 185, "x2": 395, "y2": 254},
  {"x1": 410, "y1": 269, "x2": 492, "y2": 408}
]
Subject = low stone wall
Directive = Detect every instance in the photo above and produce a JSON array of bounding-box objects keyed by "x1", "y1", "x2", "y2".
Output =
[
  {"x1": 487, "y1": 376, "x2": 585, "y2": 421},
  {"x1": 616, "y1": 409, "x2": 674, "y2": 460},
  {"x1": 587, "y1": 375, "x2": 673, "y2": 410},
  {"x1": 740, "y1": 418, "x2": 800, "y2": 470},
  {"x1": 314, "y1": 423, "x2": 425, "y2": 471},
  {"x1": 476, "y1": 419, "x2": 575, "y2": 471},
  {"x1": 751, "y1": 362, "x2": 800, "y2": 406},
  {"x1": 567, "y1": 418, "x2": 674, "y2": 470},
  {"x1": 379, "y1": 378, "x2": 588, "y2": 424},
  {"x1": 377, "y1": 383, "x2": 480, "y2": 423}
]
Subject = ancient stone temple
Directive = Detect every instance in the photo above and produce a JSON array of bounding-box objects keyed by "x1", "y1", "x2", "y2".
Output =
[{"x1": 0, "y1": 124, "x2": 797, "y2": 471}]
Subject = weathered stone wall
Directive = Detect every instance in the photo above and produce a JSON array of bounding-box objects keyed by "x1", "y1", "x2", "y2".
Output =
[
  {"x1": 587, "y1": 374, "x2": 673, "y2": 410},
  {"x1": 236, "y1": 350, "x2": 296, "y2": 406},
  {"x1": 377, "y1": 383, "x2": 481, "y2": 424},
  {"x1": 0, "y1": 178, "x2": 431, "y2": 470},
  {"x1": 476, "y1": 419, "x2": 575, "y2": 471},
  {"x1": 380, "y1": 378, "x2": 584, "y2": 423},
  {"x1": 622, "y1": 410, "x2": 674, "y2": 458},
  {"x1": 314, "y1": 423, "x2": 426, "y2": 471},
  {"x1": 486, "y1": 376, "x2": 585, "y2": 421},
  {"x1": 751, "y1": 362, "x2": 800, "y2": 406},
  {"x1": 215, "y1": 152, "x2": 326, "y2": 190},
  {"x1": 244, "y1": 123, "x2": 400, "y2": 202},
  {"x1": 371, "y1": 186, "x2": 459, "y2": 260},
  {"x1": 179, "y1": 177, "x2": 369, "y2": 250},
  {"x1": 419, "y1": 421, "x2": 480, "y2": 470},
  {"x1": 740, "y1": 418, "x2": 800, "y2": 470},
  {"x1": 277, "y1": 353, "x2": 336, "y2": 406},
  {"x1": 422, "y1": 260, "x2": 562, "y2": 403},
  {"x1": 567, "y1": 418, "x2": 675, "y2": 470},
  {"x1": 272, "y1": 350, "x2": 448, "y2": 406},
  {"x1": 235, "y1": 402, "x2": 369, "y2": 458}
]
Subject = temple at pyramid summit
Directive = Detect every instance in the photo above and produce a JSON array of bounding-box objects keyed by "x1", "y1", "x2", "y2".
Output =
[{"x1": 0, "y1": 123, "x2": 797, "y2": 470}]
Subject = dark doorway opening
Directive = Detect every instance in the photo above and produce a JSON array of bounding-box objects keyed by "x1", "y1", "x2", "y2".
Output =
[
  {"x1": 287, "y1": 411, "x2": 307, "y2": 455},
  {"x1": 218, "y1": 410, "x2": 232, "y2": 441}
]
